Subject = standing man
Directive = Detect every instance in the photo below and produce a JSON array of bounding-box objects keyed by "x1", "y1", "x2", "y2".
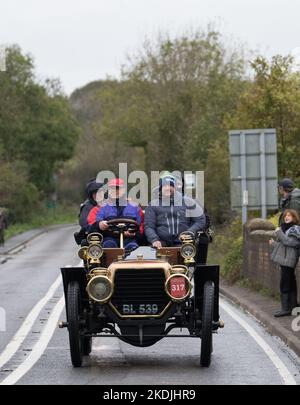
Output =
[
  {"x1": 278, "y1": 178, "x2": 300, "y2": 225},
  {"x1": 144, "y1": 173, "x2": 206, "y2": 248}
]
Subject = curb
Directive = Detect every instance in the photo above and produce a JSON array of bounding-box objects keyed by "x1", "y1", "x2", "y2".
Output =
[{"x1": 220, "y1": 282, "x2": 300, "y2": 358}]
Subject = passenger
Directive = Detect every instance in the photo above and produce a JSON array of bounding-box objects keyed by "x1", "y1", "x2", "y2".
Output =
[
  {"x1": 90, "y1": 178, "x2": 142, "y2": 251},
  {"x1": 144, "y1": 173, "x2": 206, "y2": 248},
  {"x1": 86, "y1": 187, "x2": 105, "y2": 226},
  {"x1": 74, "y1": 178, "x2": 104, "y2": 245},
  {"x1": 79, "y1": 178, "x2": 104, "y2": 229}
]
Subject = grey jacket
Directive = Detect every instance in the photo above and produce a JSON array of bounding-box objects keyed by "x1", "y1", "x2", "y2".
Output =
[
  {"x1": 270, "y1": 226, "x2": 300, "y2": 268},
  {"x1": 144, "y1": 192, "x2": 206, "y2": 245}
]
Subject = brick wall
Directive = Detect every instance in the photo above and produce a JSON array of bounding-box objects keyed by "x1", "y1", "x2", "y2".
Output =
[{"x1": 243, "y1": 223, "x2": 300, "y2": 303}]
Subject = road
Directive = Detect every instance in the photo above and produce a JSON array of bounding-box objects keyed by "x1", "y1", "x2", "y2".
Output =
[{"x1": 0, "y1": 225, "x2": 299, "y2": 385}]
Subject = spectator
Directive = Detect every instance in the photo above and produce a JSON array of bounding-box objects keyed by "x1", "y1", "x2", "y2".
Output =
[
  {"x1": 278, "y1": 178, "x2": 300, "y2": 225},
  {"x1": 269, "y1": 209, "x2": 300, "y2": 317}
]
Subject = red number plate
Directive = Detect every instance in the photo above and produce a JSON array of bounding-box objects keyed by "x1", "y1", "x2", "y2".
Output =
[{"x1": 170, "y1": 277, "x2": 187, "y2": 298}]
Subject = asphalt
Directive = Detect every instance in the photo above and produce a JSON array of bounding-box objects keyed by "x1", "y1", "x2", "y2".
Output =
[
  {"x1": 1, "y1": 226, "x2": 300, "y2": 359},
  {"x1": 220, "y1": 280, "x2": 300, "y2": 358},
  {"x1": 0, "y1": 224, "x2": 76, "y2": 256},
  {"x1": 0, "y1": 226, "x2": 299, "y2": 385}
]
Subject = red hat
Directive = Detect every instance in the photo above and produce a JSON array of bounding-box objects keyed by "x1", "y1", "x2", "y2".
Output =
[{"x1": 108, "y1": 178, "x2": 124, "y2": 188}]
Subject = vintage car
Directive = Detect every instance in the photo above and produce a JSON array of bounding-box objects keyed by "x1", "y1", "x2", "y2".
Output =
[{"x1": 59, "y1": 218, "x2": 224, "y2": 368}]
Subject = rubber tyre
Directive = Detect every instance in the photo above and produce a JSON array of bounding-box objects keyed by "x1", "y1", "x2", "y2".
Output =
[
  {"x1": 200, "y1": 281, "x2": 214, "y2": 367},
  {"x1": 83, "y1": 337, "x2": 92, "y2": 355},
  {"x1": 67, "y1": 281, "x2": 83, "y2": 367}
]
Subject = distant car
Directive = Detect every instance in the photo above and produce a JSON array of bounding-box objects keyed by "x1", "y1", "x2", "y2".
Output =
[{"x1": 59, "y1": 219, "x2": 224, "y2": 368}]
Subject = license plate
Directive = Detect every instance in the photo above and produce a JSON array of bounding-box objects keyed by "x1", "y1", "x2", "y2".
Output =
[{"x1": 121, "y1": 304, "x2": 159, "y2": 315}]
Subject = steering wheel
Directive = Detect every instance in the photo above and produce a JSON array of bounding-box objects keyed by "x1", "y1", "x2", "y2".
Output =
[{"x1": 106, "y1": 218, "x2": 139, "y2": 235}]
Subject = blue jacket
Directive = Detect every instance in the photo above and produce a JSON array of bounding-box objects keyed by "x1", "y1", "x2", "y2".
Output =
[{"x1": 96, "y1": 200, "x2": 141, "y2": 225}]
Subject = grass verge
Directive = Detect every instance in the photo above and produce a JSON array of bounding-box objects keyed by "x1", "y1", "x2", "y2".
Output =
[{"x1": 5, "y1": 204, "x2": 78, "y2": 240}]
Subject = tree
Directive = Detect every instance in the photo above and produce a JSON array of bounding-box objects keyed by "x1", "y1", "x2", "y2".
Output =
[
  {"x1": 0, "y1": 45, "x2": 81, "y2": 195},
  {"x1": 0, "y1": 45, "x2": 81, "y2": 222},
  {"x1": 226, "y1": 55, "x2": 300, "y2": 181},
  {"x1": 97, "y1": 29, "x2": 246, "y2": 174}
]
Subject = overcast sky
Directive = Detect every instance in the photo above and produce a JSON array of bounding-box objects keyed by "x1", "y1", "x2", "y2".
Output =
[{"x1": 1, "y1": 0, "x2": 300, "y2": 95}]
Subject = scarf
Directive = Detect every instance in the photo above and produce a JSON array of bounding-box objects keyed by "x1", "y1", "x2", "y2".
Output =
[{"x1": 281, "y1": 222, "x2": 295, "y2": 234}]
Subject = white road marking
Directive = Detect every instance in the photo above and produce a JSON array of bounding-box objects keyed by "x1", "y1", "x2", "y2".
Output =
[
  {"x1": 0, "y1": 274, "x2": 62, "y2": 370},
  {"x1": 1, "y1": 256, "x2": 297, "y2": 385},
  {"x1": 0, "y1": 259, "x2": 82, "y2": 373},
  {"x1": 220, "y1": 299, "x2": 297, "y2": 385},
  {"x1": 0, "y1": 296, "x2": 65, "y2": 385}
]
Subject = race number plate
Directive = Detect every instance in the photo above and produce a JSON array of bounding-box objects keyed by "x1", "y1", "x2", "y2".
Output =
[{"x1": 170, "y1": 277, "x2": 187, "y2": 299}]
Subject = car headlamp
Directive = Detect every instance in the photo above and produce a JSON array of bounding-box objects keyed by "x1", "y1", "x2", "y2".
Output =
[
  {"x1": 86, "y1": 276, "x2": 113, "y2": 303},
  {"x1": 87, "y1": 244, "x2": 103, "y2": 260},
  {"x1": 180, "y1": 243, "x2": 196, "y2": 260},
  {"x1": 78, "y1": 247, "x2": 88, "y2": 260}
]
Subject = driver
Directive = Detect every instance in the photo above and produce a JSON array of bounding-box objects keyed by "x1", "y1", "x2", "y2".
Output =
[
  {"x1": 144, "y1": 173, "x2": 206, "y2": 248},
  {"x1": 90, "y1": 178, "x2": 142, "y2": 251}
]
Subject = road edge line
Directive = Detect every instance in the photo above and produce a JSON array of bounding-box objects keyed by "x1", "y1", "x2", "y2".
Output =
[
  {"x1": 220, "y1": 300, "x2": 297, "y2": 385},
  {"x1": 0, "y1": 275, "x2": 62, "y2": 369},
  {"x1": 0, "y1": 296, "x2": 65, "y2": 385}
]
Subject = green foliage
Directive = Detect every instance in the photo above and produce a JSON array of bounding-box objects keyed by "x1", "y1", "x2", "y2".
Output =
[
  {"x1": 96, "y1": 29, "x2": 246, "y2": 174},
  {"x1": 0, "y1": 45, "x2": 81, "y2": 195},
  {"x1": 226, "y1": 55, "x2": 300, "y2": 182},
  {"x1": 205, "y1": 139, "x2": 231, "y2": 223},
  {"x1": 5, "y1": 204, "x2": 78, "y2": 240},
  {"x1": 64, "y1": 29, "x2": 246, "y2": 224},
  {"x1": 0, "y1": 45, "x2": 81, "y2": 223},
  {"x1": 222, "y1": 236, "x2": 243, "y2": 284},
  {"x1": 208, "y1": 216, "x2": 243, "y2": 283},
  {"x1": 0, "y1": 160, "x2": 39, "y2": 222}
]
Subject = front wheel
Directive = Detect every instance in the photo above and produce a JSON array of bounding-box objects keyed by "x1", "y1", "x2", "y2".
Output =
[
  {"x1": 83, "y1": 336, "x2": 92, "y2": 355},
  {"x1": 200, "y1": 281, "x2": 214, "y2": 367},
  {"x1": 67, "y1": 281, "x2": 83, "y2": 367}
]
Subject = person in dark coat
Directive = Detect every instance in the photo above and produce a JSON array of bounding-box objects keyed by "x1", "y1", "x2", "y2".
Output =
[
  {"x1": 278, "y1": 179, "x2": 300, "y2": 225},
  {"x1": 0, "y1": 209, "x2": 8, "y2": 246},
  {"x1": 144, "y1": 173, "x2": 206, "y2": 248},
  {"x1": 79, "y1": 179, "x2": 104, "y2": 228},
  {"x1": 74, "y1": 178, "x2": 104, "y2": 245},
  {"x1": 270, "y1": 209, "x2": 300, "y2": 317}
]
